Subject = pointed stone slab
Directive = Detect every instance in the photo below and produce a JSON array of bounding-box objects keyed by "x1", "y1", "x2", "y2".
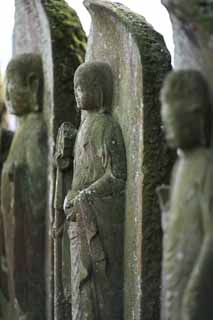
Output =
[{"x1": 84, "y1": 1, "x2": 173, "y2": 319}]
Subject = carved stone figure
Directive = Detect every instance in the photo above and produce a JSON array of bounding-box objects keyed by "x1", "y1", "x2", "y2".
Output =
[
  {"x1": 1, "y1": 54, "x2": 47, "y2": 320},
  {"x1": 159, "y1": 70, "x2": 213, "y2": 320},
  {"x1": 64, "y1": 62, "x2": 127, "y2": 320},
  {"x1": 53, "y1": 122, "x2": 77, "y2": 320}
]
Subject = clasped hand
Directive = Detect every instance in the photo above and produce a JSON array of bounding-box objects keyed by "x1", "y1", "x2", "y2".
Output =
[{"x1": 63, "y1": 188, "x2": 94, "y2": 221}]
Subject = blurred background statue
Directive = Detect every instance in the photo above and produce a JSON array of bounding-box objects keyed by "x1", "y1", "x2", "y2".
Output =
[
  {"x1": 53, "y1": 121, "x2": 77, "y2": 320},
  {"x1": 1, "y1": 54, "x2": 47, "y2": 320},
  {"x1": 159, "y1": 70, "x2": 213, "y2": 320}
]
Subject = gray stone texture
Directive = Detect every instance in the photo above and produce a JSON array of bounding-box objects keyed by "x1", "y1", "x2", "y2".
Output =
[
  {"x1": 84, "y1": 1, "x2": 173, "y2": 319},
  {"x1": 65, "y1": 62, "x2": 127, "y2": 320},
  {"x1": 2, "y1": 53, "x2": 47, "y2": 320},
  {"x1": 12, "y1": 1, "x2": 86, "y2": 319},
  {"x1": 162, "y1": 0, "x2": 213, "y2": 92},
  {"x1": 160, "y1": 70, "x2": 213, "y2": 320},
  {"x1": 162, "y1": 0, "x2": 213, "y2": 143}
]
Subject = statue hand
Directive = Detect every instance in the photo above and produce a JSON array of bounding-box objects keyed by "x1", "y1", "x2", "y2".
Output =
[
  {"x1": 63, "y1": 188, "x2": 94, "y2": 221},
  {"x1": 72, "y1": 188, "x2": 95, "y2": 205},
  {"x1": 63, "y1": 192, "x2": 79, "y2": 221}
]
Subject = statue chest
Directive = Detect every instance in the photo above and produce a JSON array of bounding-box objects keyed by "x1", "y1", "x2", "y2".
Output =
[{"x1": 72, "y1": 116, "x2": 107, "y2": 189}]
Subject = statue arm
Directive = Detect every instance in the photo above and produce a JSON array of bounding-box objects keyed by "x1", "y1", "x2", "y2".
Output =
[
  {"x1": 181, "y1": 165, "x2": 213, "y2": 319},
  {"x1": 84, "y1": 121, "x2": 127, "y2": 197}
]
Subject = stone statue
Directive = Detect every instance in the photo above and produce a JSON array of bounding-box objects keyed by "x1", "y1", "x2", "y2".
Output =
[
  {"x1": 159, "y1": 70, "x2": 213, "y2": 320},
  {"x1": 1, "y1": 54, "x2": 47, "y2": 320},
  {"x1": 53, "y1": 122, "x2": 77, "y2": 320},
  {"x1": 64, "y1": 62, "x2": 127, "y2": 320}
]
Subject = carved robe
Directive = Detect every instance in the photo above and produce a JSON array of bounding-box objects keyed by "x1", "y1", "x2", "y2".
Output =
[
  {"x1": 68, "y1": 112, "x2": 126, "y2": 320},
  {"x1": 162, "y1": 149, "x2": 213, "y2": 320},
  {"x1": 1, "y1": 113, "x2": 47, "y2": 320}
]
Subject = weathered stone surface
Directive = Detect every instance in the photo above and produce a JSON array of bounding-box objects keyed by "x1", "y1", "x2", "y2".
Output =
[
  {"x1": 53, "y1": 122, "x2": 77, "y2": 320},
  {"x1": 161, "y1": 0, "x2": 213, "y2": 88},
  {"x1": 14, "y1": 0, "x2": 86, "y2": 135},
  {"x1": 12, "y1": 0, "x2": 86, "y2": 318},
  {"x1": 64, "y1": 62, "x2": 127, "y2": 320},
  {"x1": 41, "y1": 0, "x2": 87, "y2": 137},
  {"x1": 84, "y1": 1, "x2": 173, "y2": 319},
  {"x1": 160, "y1": 70, "x2": 213, "y2": 320},
  {"x1": 2, "y1": 53, "x2": 47, "y2": 320},
  {"x1": 161, "y1": 0, "x2": 213, "y2": 144}
]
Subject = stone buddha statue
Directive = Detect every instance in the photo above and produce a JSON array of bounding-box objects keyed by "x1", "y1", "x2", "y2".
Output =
[
  {"x1": 159, "y1": 70, "x2": 213, "y2": 320},
  {"x1": 64, "y1": 62, "x2": 127, "y2": 320},
  {"x1": 1, "y1": 53, "x2": 47, "y2": 320}
]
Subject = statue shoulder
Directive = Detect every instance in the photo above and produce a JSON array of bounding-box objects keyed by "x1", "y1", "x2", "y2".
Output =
[{"x1": 96, "y1": 113, "x2": 122, "y2": 135}]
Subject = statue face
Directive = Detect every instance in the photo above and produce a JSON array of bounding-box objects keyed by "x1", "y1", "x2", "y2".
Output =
[
  {"x1": 161, "y1": 101, "x2": 204, "y2": 150},
  {"x1": 6, "y1": 73, "x2": 39, "y2": 116},
  {"x1": 75, "y1": 83, "x2": 102, "y2": 111}
]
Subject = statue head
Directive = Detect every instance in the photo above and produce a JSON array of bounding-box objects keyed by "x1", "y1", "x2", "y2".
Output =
[
  {"x1": 160, "y1": 70, "x2": 211, "y2": 150},
  {"x1": 5, "y1": 53, "x2": 43, "y2": 116},
  {"x1": 74, "y1": 62, "x2": 113, "y2": 112}
]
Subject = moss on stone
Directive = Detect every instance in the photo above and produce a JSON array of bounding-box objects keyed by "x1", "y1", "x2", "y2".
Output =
[
  {"x1": 98, "y1": 3, "x2": 173, "y2": 319},
  {"x1": 43, "y1": 0, "x2": 86, "y2": 64},
  {"x1": 84, "y1": 1, "x2": 174, "y2": 319},
  {"x1": 42, "y1": 0, "x2": 87, "y2": 136}
]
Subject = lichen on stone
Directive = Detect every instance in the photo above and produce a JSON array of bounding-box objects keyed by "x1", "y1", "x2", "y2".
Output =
[
  {"x1": 42, "y1": 0, "x2": 86, "y2": 64},
  {"x1": 41, "y1": 0, "x2": 87, "y2": 136}
]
